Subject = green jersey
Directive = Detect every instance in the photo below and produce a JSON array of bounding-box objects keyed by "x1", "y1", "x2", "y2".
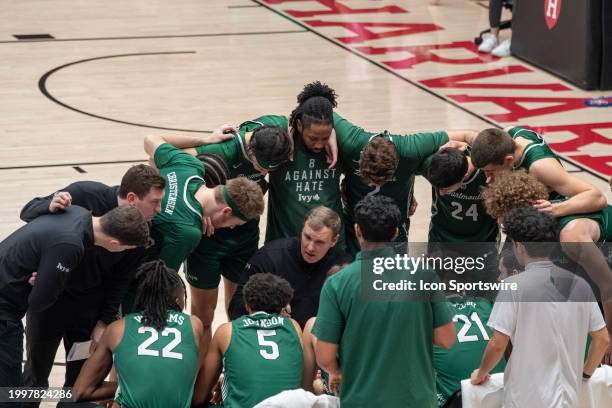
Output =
[
  {"x1": 151, "y1": 143, "x2": 205, "y2": 270},
  {"x1": 222, "y1": 312, "x2": 303, "y2": 408},
  {"x1": 433, "y1": 296, "x2": 505, "y2": 407},
  {"x1": 194, "y1": 121, "x2": 265, "y2": 250},
  {"x1": 334, "y1": 113, "x2": 448, "y2": 252},
  {"x1": 114, "y1": 311, "x2": 199, "y2": 408},
  {"x1": 557, "y1": 205, "x2": 612, "y2": 243},
  {"x1": 420, "y1": 154, "x2": 499, "y2": 243},
  {"x1": 508, "y1": 126, "x2": 564, "y2": 202},
  {"x1": 266, "y1": 116, "x2": 343, "y2": 243},
  {"x1": 313, "y1": 248, "x2": 454, "y2": 408}
]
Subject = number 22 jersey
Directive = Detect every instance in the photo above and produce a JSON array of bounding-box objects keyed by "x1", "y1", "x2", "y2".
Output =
[{"x1": 113, "y1": 311, "x2": 199, "y2": 408}]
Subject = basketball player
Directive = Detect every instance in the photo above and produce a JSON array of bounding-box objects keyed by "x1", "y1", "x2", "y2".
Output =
[
  {"x1": 144, "y1": 132, "x2": 264, "y2": 351},
  {"x1": 192, "y1": 273, "x2": 305, "y2": 408},
  {"x1": 333, "y1": 112, "x2": 478, "y2": 253},
  {"x1": 264, "y1": 81, "x2": 344, "y2": 245},
  {"x1": 482, "y1": 170, "x2": 612, "y2": 363},
  {"x1": 74, "y1": 260, "x2": 202, "y2": 407},
  {"x1": 420, "y1": 147, "x2": 499, "y2": 243},
  {"x1": 470, "y1": 126, "x2": 606, "y2": 216}
]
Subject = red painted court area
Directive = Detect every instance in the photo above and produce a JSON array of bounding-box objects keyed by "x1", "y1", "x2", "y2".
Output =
[{"x1": 260, "y1": 0, "x2": 612, "y2": 179}]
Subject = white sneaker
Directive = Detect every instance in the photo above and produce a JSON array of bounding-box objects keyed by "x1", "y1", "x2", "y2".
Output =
[
  {"x1": 478, "y1": 35, "x2": 499, "y2": 53},
  {"x1": 491, "y1": 39, "x2": 511, "y2": 57}
]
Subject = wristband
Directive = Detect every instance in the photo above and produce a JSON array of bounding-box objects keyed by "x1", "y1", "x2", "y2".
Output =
[{"x1": 582, "y1": 371, "x2": 591, "y2": 379}]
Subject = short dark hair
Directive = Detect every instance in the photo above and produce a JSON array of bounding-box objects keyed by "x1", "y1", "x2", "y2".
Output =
[
  {"x1": 471, "y1": 128, "x2": 515, "y2": 168},
  {"x1": 118, "y1": 164, "x2": 165, "y2": 199},
  {"x1": 99, "y1": 205, "x2": 149, "y2": 246},
  {"x1": 289, "y1": 81, "x2": 338, "y2": 139},
  {"x1": 429, "y1": 148, "x2": 468, "y2": 188},
  {"x1": 250, "y1": 126, "x2": 293, "y2": 170},
  {"x1": 503, "y1": 207, "x2": 558, "y2": 258},
  {"x1": 243, "y1": 273, "x2": 294, "y2": 314},
  {"x1": 359, "y1": 137, "x2": 399, "y2": 186},
  {"x1": 133, "y1": 260, "x2": 186, "y2": 331},
  {"x1": 354, "y1": 195, "x2": 401, "y2": 242}
]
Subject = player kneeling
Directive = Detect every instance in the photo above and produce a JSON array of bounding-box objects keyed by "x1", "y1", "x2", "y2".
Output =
[
  {"x1": 74, "y1": 260, "x2": 202, "y2": 407},
  {"x1": 193, "y1": 273, "x2": 306, "y2": 408}
]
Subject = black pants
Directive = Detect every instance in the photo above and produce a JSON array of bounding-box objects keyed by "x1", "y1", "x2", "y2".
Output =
[
  {"x1": 489, "y1": 0, "x2": 504, "y2": 28},
  {"x1": 21, "y1": 298, "x2": 98, "y2": 408},
  {"x1": 0, "y1": 319, "x2": 23, "y2": 408}
]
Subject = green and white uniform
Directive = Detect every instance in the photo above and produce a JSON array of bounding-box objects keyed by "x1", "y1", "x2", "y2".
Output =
[
  {"x1": 508, "y1": 126, "x2": 565, "y2": 202},
  {"x1": 557, "y1": 205, "x2": 612, "y2": 243},
  {"x1": 222, "y1": 312, "x2": 303, "y2": 408},
  {"x1": 434, "y1": 296, "x2": 505, "y2": 407},
  {"x1": 187, "y1": 121, "x2": 267, "y2": 289},
  {"x1": 313, "y1": 248, "x2": 454, "y2": 407},
  {"x1": 266, "y1": 116, "x2": 343, "y2": 244},
  {"x1": 334, "y1": 113, "x2": 449, "y2": 254},
  {"x1": 113, "y1": 311, "x2": 199, "y2": 408},
  {"x1": 420, "y1": 153, "x2": 499, "y2": 243},
  {"x1": 151, "y1": 143, "x2": 205, "y2": 271}
]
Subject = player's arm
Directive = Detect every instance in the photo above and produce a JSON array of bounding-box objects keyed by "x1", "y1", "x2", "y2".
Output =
[
  {"x1": 431, "y1": 294, "x2": 455, "y2": 349},
  {"x1": 529, "y1": 159, "x2": 607, "y2": 216},
  {"x1": 446, "y1": 130, "x2": 478, "y2": 145},
  {"x1": 29, "y1": 243, "x2": 83, "y2": 312},
  {"x1": 192, "y1": 323, "x2": 230, "y2": 406},
  {"x1": 301, "y1": 318, "x2": 318, "y2": 393},
  {"x1": 584, "y1": 327, "x2": 610, "y2": 375},
  {"x1": 19, "y1": 181, "x2": 93, "y2": 221},
  {"x1": 433, "y1": 321, "x2": 455, "y2": 349},
  {"x1": 74, "y1": 320, "x2": 121, "y2": 402},
  {"x1": 191, "y1": 315, "x2": 205, "y2": 354},
  {"x1": 144, "y1": 125, "x2": 236, "y2": 157},
  {"x1": 471, "y1": 329, "x2": 509, "y2": 384}
]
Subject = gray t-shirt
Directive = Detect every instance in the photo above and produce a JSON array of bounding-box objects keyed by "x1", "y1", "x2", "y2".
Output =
[{"x1": 488, "y1": 261, "x2": 605, "y2": 408}]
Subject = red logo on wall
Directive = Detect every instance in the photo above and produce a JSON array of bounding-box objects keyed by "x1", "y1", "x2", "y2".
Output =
[{"x1": 544, "y1": 0, "x2": 562, "y2": 30}]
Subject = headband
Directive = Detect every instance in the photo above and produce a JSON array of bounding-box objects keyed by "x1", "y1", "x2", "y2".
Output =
[{"x1": 223, "y1": 185, "x2": 248, "y2": 221}]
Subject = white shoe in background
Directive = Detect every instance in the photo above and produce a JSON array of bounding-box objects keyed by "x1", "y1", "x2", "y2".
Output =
[
  {"x1": 478, "y1": 35, "x2": 499, "y2": 53},
  {"x1": 491, "y1": 39, "x2": 511, "y2": 57}
]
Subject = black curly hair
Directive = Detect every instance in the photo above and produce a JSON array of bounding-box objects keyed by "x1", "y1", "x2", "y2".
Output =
[
  {"x1": 250, "y1": 125, "x2": 293, "y2": 170},
  {"x1": 243, "y1": 273, "x2": 294, "y2": 314},
  {"x1": 503, "y1": 206, "x2": 558, "y2": 258},
  {"x1": 429, "y1": 148, "x2": 468, "y2": 188},
  {"x1": 289, "y1": 81, "x2": 338, "y2": 139},
  {"x1": 133, "y1": 260, "x2": 186, "y2": 331},
  {"x1": 354, "y1": 195, "x2": 401, "y2": 242}
]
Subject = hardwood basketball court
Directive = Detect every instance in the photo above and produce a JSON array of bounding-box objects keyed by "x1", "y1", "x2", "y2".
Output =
[{"x1": 1, "y1": 0, "x2": 610, "y2": 399}]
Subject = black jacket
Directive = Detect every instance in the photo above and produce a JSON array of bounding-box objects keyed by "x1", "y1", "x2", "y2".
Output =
[
  {"x1": 228, "y1": 237, "x2": 353, "y2": 327},
  {"x1": 20, "y1": 181, "x2": 145, "y2": 324},
  {"x1": 0, "y1": 206, "x2": 93, "y2": 320}
]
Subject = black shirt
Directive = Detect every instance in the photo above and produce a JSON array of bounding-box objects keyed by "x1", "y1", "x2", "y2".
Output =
[
  {"x1": 0, "y1": 206, "x2": 92, "y2": 321},
  {"x1": 20, "y1": 181, "x2": 145, "y2": 323},
  {"x1": 228, "y1": 237, "x2": 353, "y2": 327}
]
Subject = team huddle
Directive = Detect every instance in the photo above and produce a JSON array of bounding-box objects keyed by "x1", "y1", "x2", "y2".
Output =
[{"x1": 0, "y1": 82, "x2": 610, "y2": 408}]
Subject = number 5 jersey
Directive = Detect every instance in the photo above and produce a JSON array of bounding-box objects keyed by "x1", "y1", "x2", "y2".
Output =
[{"x1": 222, "y1": 312, "x2": 304, "y2": 408}]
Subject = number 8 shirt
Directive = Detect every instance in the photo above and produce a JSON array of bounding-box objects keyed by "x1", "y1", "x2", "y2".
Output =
[
  {"x1": 113, "y1": 311, "x2": 199, "y2": 408},
  {"x1": 222, "y1": 312, "x2": 304, "y2": 408}
]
